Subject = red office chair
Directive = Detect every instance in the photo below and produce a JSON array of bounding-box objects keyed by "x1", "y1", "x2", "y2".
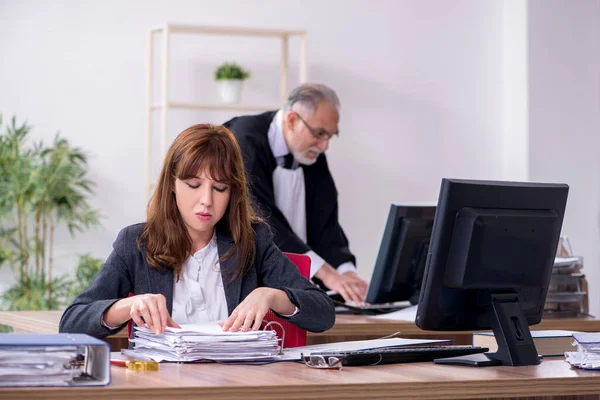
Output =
[
  {"x1": 263, "y1": 252, "x2": 310, "y2": 348},
  {"x1": 127, "y1": 252, "x2": 310, "y2": 348},
  {"x1": 127, "y1": 294, "x2": 134, "y2": 341}
]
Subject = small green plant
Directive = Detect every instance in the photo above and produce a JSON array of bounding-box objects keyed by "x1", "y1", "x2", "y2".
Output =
[{"x1": 214, "y1": 62, "x2": 251, "y2": 81}]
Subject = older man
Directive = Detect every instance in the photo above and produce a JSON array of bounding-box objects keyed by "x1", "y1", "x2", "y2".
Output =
[{"x1": 224, "y1": 83, "x2": 368, "y2": 303}]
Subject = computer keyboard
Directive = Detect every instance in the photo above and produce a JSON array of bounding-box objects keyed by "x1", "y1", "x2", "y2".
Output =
[
  {"x1": 332, "y1": 299, "x2": 412, "y2": 314},
  {"x1": 344, "y1": 300, "x2": 408, "y2": 310},
  {"x1": 307, "y1": 345, "x2": 489, "y2": 366}
]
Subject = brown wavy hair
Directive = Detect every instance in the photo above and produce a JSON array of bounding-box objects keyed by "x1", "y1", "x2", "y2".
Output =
[{"x1": 138, "y1": 124, "x2": 262, "y2": 281}]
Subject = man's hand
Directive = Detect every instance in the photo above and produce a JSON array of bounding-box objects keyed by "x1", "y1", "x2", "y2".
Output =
[{"x1": 316, "y1": 264, "x2": 368, "y2": 303}]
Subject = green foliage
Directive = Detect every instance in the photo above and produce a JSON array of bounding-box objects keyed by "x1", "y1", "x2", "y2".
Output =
[
  {"x1": 69, "y1": 253, "x2": 102, "y2": 301},
  {"x1": 1, "y1": 274, "x2": 71, "y2": 311},
  {"x1": 0, "y1": 115, "x2": 102, "y2": 310},
  {"x1": 0, "y1": 227, "x2": 17, "y2": 269},
  {"x1": 214, "y1": 62, "x2": 251, "y2": 81}
]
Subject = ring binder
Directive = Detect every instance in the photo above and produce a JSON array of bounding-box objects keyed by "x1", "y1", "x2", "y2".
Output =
[
  {"x1": 263, "y1": 320, "x2": 285, "y2": 355},
  {"x1": 0, "y1": 333, "x2": 110, "y2": 387}
]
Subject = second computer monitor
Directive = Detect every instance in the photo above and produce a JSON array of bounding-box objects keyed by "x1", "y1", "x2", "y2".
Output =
[
  {"x1": 415, "y1": 179, "x2": 569, "y2": 366},
  {"x1": 365, "y1": 204, "x2": 436, "y2": 305}
]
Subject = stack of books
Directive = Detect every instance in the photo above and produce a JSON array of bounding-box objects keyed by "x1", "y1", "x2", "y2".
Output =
[
  {"x1": 123, "y1": 323, "x2": 281, "y2": 362},
  {"x1": 565, "y1": 333, "x2": 600, "y2": 369},
  {"x1": 473, "y1": 330, "x2": 579, "y2": 357},
  {"x1": 545, "y1": 237, "x2": 588, "y2": 316}
]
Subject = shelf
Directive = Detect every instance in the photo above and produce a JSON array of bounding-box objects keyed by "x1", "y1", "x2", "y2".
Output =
[
  {"x1": 151, "y1": 102, "x2": 279, "y2": 112},
  {"x1": 145, "y1": 23, "x2": 308, "y2": 200},
  {"x1": 546, "y1": 291, "x2": 587, "y2": 303},
  {"x1": 151, "y1": 24, "x2": 305, "y2": 38}
]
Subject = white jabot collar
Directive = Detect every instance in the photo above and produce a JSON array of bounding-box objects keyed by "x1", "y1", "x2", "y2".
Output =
[{"x1": 267, "y1": 109, "x2": 289, "y2": 159}]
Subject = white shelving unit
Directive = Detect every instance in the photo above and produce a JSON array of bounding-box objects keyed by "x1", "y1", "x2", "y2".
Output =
[{"x1": 146, "y1": 23, "x2": 308, "y2": 198}]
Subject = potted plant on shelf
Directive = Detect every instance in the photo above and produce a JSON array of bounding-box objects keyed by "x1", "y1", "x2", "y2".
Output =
[{"x1": 214, "y1": 62, "x2": 251, "y2": 104}]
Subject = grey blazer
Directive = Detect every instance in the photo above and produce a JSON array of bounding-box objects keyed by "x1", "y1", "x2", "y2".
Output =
[{"x1": 59, "y1": 223, "x2": 335, "y2": 338}]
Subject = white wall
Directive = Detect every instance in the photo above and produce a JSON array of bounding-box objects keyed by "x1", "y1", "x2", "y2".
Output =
[
  {"x1": 527, "y1": 0, "x2": 600, "y2": 315},
  {"x1": 0, "y1": 0, "x2": 509, "y2": 288},
  {"x1": 502, "y1": 0, "x2": 529, "y2": 181},
  {"x1": 5, "y1": 1, "x2": 599, "y2": 317}
]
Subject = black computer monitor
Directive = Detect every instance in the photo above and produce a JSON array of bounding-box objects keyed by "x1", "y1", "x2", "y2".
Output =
[
  {"x1": 366, "y1": 204, "x2": 436, "y2": 305},
  {"x1": 415, "y1": 179, "x2": 569, "y2": 367}
]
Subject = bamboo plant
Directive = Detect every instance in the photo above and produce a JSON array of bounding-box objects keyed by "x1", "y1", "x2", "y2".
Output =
[{"x1": 0, "y1": 116, "x2": 101, "y2": 310}]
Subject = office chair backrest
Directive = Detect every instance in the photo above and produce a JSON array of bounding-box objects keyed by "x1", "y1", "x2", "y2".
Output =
[
  {"x1": 128, "y1": 252, "x2": 311, "y2": 348},
  {"x1": 263, "y1": 252, "x2": 310, "y2": 348}
]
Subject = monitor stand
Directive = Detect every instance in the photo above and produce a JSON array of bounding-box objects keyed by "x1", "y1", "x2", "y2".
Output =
[{"x1": 434, "y1": 293, "x2": 542, "y2": 367}]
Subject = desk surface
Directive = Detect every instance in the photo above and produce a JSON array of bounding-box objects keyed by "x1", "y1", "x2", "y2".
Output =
[
  {"x1": 3, "y1": 359, "x2": 600, "y2": 400},
  {"x1": 3, "y1": 311, "x2": 600, "y2": 399},
  {"x1": 0, "y1": 311, "x2": 82, "y2": 334},
  {"x1": 317, "y1": 313, "x2": 600, "y2": 337},
  {"x1": 2, "y1": 310, "x2": 600, "y2": 345}
]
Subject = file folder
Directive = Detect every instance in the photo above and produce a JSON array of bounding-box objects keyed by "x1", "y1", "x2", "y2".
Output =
[{"x1": 0, "y1": 333, "x2": 110, "y2": 386}]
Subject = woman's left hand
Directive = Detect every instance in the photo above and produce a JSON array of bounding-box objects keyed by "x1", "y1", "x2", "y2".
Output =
[{"x1": 221, "y1": 287, "x2": 280, "y2": 332}]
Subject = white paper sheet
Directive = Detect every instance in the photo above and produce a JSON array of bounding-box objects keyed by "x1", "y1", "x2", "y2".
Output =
[{"x1": 368, "y1": 305, "x2": 419, "y2": 321}]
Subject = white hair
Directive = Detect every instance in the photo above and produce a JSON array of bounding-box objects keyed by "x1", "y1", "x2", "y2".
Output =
[{"x1": 283, "y1": 83, "x2": 340, "y2": 115}]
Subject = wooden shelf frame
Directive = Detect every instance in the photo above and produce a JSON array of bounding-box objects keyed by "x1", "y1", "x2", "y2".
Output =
[{"x1": 145, "y1": 23, "x2": 308, "y2": 199}]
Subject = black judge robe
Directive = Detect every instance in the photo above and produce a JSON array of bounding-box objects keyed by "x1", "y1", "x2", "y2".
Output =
[{"x1": 224, "y1": 111, "x2": 356, "y2": 270}]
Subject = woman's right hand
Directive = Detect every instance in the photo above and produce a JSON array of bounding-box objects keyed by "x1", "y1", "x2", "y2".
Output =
[{"x1": 129, "y1": 293, "x2": 180, "y2": 334}]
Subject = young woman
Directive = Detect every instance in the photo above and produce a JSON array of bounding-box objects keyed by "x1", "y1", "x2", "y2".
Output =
[{"x1": 59, "y1": 124, "x2": 335, "y2": 338}]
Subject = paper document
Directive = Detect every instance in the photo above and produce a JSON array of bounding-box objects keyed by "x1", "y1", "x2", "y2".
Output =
[
  {"x1": 126, "y1": 322, "x2": 281, "y2": 362},
  {"x1": 369, "y1": 305, "x2": 418, "y2": 321},
  {"x1": 0, "y1": 346, "x2": 81, "y2": 386},
  {"x1": 564, "y1": 332, "x2": 600, "y2": 370},
  {"x1": 554, "y1": 256, "x2": 583, "y2": 268},
  {"x1": 0, "y1": 334, "x2": 110, "y2": 387}
]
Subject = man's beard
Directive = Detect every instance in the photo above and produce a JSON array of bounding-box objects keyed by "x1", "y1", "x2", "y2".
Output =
[{"x1": 292, "y1": 147, "x2": 323, "y2": 166}]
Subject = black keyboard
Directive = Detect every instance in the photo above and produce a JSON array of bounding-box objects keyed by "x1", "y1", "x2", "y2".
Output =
[
  {"x1": 332, "y1": 299, "x2": 412, "y2": 314},
  {"x1": 307, "y1": 345, "x2": 489, "y2": 366}
]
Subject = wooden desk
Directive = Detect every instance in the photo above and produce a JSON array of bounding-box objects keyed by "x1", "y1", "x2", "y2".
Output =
[
  {"x1": 0, "y1": 311, "x2": 129, "y2": 351},
  {"x1": 2, "y1": 311, "x2": 600, "y2": 349},
  {"x1": 308, "y1": 313, "x2": 600, "y2": 345},
  {"x1": 3, "y1": 359, "x2": 600, "y2": 400}
]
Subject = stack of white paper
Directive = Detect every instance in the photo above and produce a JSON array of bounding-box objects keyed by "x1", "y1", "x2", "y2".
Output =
[
  {"x1": 0, "y1": 346, "x2": 82, "y2": 386},
  {"x1": 565, "y1": 333, "x2": 600, "y2": 369},
  {"x1": 123, "y1": 323, "x2": 280, "y2": 362}
]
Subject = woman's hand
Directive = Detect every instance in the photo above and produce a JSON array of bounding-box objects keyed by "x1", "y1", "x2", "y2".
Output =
[
  {"x1": 221, "y1": 288, "x2": 295, "y2": 332},
  {"x1": 103, "y1": 293, "x2": 180, "y2": 335},
  {"x1": 129, "y1": 293, "x2": 180, "y2": 334}
]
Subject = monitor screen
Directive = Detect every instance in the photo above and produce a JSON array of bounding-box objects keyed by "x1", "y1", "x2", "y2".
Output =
[
  {"x1": 366, "y1": 204, "x2": 435, "y2": 305},
  {"x1": 415, "y1": 179, "x2": 569, "y2": 367}
]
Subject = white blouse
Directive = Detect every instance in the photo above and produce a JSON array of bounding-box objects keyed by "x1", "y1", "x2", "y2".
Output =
[
  {"x1": 171, "y1": 233, "x2": 228, "y2": 324},
  {"x1": 102, "y1": 231, "x2": 298, "y2": 330}
]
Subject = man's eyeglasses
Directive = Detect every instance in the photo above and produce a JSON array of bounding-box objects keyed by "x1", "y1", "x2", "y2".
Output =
[{"x1": 293, "y1": 112, "x2": 339, "y2": 141}]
